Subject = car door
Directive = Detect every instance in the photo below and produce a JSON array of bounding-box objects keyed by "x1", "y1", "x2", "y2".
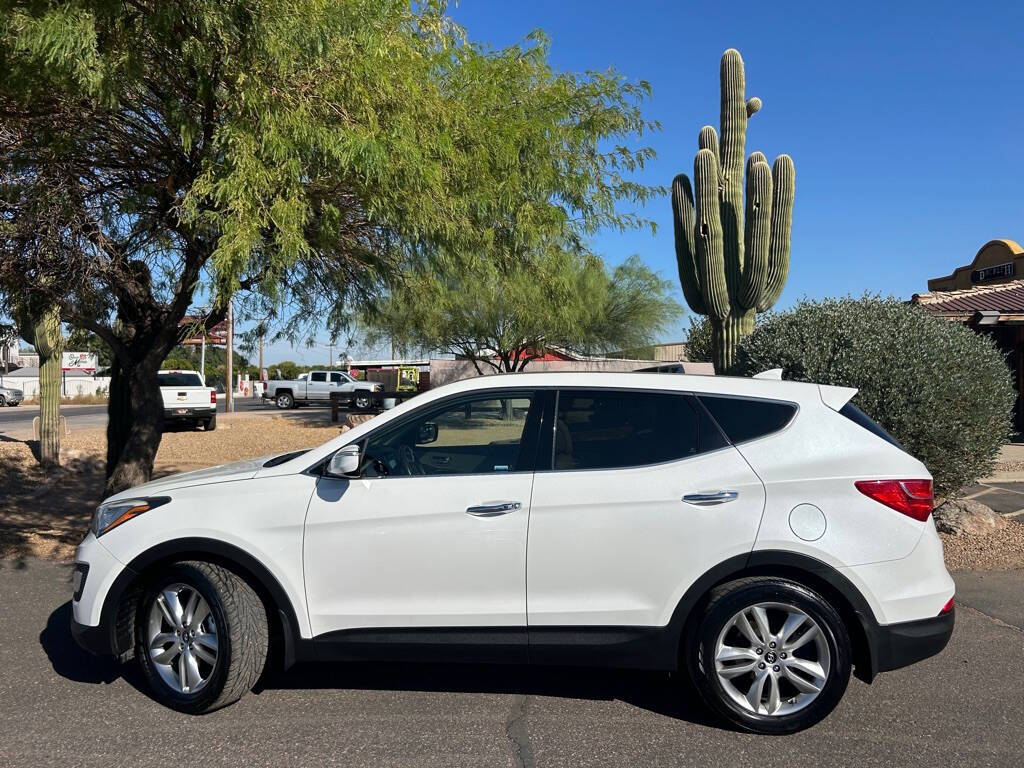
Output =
[
  {"x1": 306, "y1": 371, "x2": 330, "y2": 401},
  {"x1": 303, "y1": 389, "x2": 546, "y2": 644},
  {"x1": 526, "y1": 388, "x2": 766, "y2": 632}
]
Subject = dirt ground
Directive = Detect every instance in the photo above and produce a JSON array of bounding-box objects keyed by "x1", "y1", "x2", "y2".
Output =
[
  {"x1": 3, "y1": 412, "x2": 1023, "y2": 571},
  {"x1": 0, "y1": 413, "x2": 345, "y2": 562}
]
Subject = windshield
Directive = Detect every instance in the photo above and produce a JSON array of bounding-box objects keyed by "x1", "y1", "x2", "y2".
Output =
[{"x1": 158, "y1": 372, "x2": 204, "y2": 387}]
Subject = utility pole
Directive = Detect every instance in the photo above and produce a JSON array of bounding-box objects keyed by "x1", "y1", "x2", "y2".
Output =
[
  {"x1": 225, "y1": 300, "x2": 234, "y2": 413},
  {"x1": 258, "y1": 327, "x2": 264, "y2": 381},
  {"x1": 328, "y1": 341, "x2": 333, "y2": 369},
  {"x1": 199, "y1": 334, "x2": 206, "y2": 379}
]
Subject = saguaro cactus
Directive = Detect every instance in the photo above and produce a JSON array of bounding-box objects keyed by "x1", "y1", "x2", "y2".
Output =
[
  {"x1": 673, "y1": 49, "x2": 795, "y2": 373},
  {"x1": 32, "y1": 304, "x2": 64, "y2": 467}
]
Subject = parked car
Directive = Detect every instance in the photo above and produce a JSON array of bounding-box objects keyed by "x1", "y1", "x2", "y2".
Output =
[
  {"x1": 71, "y1": 371, "x2": 954, "y2": 733},
  {"x1": 0, "y1": 382, "x2": 23, "y2": 406},
  {"x1": 158, "y1": 370, "x2": 217, "y2": 431},
  {"x1": 263, "y1": 369, "x2": 382, "y2": 410}
]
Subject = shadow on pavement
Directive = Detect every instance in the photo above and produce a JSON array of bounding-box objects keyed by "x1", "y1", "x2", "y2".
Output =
[
  {"x1": 40, "y1": 599, "x2": 723, "y2": 729},
  {"x1": 39, "y1": 601, "x2": 121, "y2": 685},
  {"x1": 261, "y1": 660, "x2": 724, "y2": 729}
]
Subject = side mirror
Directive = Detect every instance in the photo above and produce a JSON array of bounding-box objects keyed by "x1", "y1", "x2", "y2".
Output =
[
  {"x1": 416, "y1": 422, "x2": 439, "y2": 445},
  {"x1": 326, "y1": 445, "x2": 361, "y2": 477}
]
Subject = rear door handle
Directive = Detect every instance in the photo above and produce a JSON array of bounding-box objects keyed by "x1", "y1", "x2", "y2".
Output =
[
  {"x1": 682, "y1": 490, "x2": 738, "y2": 506},
  {"x1": 466, "y1": 501, "x2": 522, "y2": 517}
]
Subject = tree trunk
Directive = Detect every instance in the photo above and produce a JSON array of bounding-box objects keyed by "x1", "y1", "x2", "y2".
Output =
[
  {"x1": 33, "y1": 305, "x2": 64, "y2": 467},
  {"x1": 711, "y1": 311, "x2": 755, "y2": 374},
  {"x1": 104, "y1": 355, "x2": 165, "y2": 497}
]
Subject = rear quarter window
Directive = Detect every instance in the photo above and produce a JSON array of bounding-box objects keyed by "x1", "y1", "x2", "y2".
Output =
[
  {"x1": 839, "y1": 402, "x2": 904, "y2": 449},
  {"x1": 698, "y1": 395, "x2": 797, "y2": 444}
]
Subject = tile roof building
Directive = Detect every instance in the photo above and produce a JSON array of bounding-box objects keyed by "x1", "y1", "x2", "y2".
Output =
[{"x1": 912, "y1": 239, "x2": 1024, "y2": 430}]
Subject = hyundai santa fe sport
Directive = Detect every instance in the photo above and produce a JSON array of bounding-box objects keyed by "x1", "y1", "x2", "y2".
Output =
[{"x1": 71, "y1": 372, "x2": 955, "y2": 733}]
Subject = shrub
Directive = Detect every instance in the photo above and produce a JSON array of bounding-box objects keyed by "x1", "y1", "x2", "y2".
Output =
[
  {"x1": 734, "y1": 296, "x2": 1015, "y2": 496},
  {"x1": 684, "y1": 316, "x2": 714, "y2": 363}
]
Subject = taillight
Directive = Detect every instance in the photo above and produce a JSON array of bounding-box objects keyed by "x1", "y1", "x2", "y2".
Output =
[
  {"x1": 940, "y1": 596, "x2": 954, "y2": 614},
  {"x1": 854, "y1": 479, "x2": 933, "y2": 522},
  {"x1": 210, "y1": 390, "x2": 217, "y2": 404}
]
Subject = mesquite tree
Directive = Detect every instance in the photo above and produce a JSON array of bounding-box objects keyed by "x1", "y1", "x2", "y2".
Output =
[
  {"x1": 1, "y1": 2, "x2": 658, "y2": 494},
  {"x1": 672, "y1": 49, "x2": 795, "y2": 373}
]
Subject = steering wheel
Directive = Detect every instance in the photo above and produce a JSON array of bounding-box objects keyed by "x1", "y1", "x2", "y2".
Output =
[{"x1": 399, "y1": 444, "x2": 424, "y2": 476}]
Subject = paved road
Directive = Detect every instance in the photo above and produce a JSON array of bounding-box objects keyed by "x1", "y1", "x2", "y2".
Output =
[
  {"x1": 1, "y1": 560, "x2": 1021, "y2": 768},
  {"x1": 0, "y1": 398, "x2": 297, "y2": 440}
]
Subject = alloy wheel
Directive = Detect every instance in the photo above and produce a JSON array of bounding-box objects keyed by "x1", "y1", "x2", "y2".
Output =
[
  {"x1": 146, "y1": 583, "x2": 219, "y2": 695},
  {"x1": 714, "y1": 601, "x2": 830, "y2": 717}
]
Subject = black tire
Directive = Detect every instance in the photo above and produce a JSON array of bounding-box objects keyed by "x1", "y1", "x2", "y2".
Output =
[
  {"x1": 354, "y1": 392, "x2": 372, "y2": 411},
  {"x1": 0, "y1": 396, "x2": 5, "y2": 407},
  {"x1": 687, "y1": 577, "x2": 851, "y2": 734},
  {"x1": 204, "y1": 412, "x2": 217, "y2": 431},
  {"x1": 275, "y1": 392, "x2": 294, "y2": 409},
  {"x1": 135, "y1": 561, "x2": 268, "y2": 714}
]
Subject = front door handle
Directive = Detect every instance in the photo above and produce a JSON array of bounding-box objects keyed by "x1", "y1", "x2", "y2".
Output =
[
  {"x1": 466, "y1": 501, "x2": 522, "y2": 517},
  {"x1": 682, "y1": 490, "x2": 739, "y2": 506}
]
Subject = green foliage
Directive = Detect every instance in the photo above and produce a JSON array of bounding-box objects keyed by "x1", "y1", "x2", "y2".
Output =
[
  {"x1": 364, "y1": 252, "x2": 681, "y2": 372},
  {"x1": 734, "y1": 297, "x2": 1015, "y2": 496},
  {"x1": 683, "y1": 316, "x2": 714, "y2": 363},
  {"x1": 672, "y1": 49, "x2": 795, "y2": 373},
  {"x1": 0, "y1": 0, "x2": 661, "y2": 491}
]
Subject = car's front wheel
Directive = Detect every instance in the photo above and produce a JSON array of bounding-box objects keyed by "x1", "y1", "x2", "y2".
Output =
[
  {"x1": 136, "y1": 561, "x2": 268, "y2": 714},
  {"x1": 689, "y1": 577, "x2": 851, "y2": 734},
  {"x1": 354, "y1": 392, "x2": 372, "y2": 411},
  {"x1": 0, "y1": 395, "x2": 5, "y2": 407}
]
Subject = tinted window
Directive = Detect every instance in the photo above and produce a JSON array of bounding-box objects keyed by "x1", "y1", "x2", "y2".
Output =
[
  {"x1": 839, "y1": 402, "x2": 903, "y2": 449},
  {"x1": 699, "y1": 395, "x2": 796, "y2": 444},
  {"x1": 310, "y1": 372, "x2": 327, "y2": 383},
  {"x1": 364, "y1": 393, "x2": 537, "y2": 477},
  {"x1": 330, "y1": 372, "x2": 344, "y2": 383},
  {"x1": 157, "y1": 372, "x2": 203, "y2": 387},
  {"x1": 554, "y1": 390, "x2": 699, "y2": 470}
]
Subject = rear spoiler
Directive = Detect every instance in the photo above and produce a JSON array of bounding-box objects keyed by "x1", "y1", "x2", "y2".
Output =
[{"x1": 819, "y1": 384, "x2": 857, "y2": 412}]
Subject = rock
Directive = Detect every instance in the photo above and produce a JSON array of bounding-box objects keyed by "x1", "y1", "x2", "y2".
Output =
[
  {"x1": 342, "y1": 413, "x2": 377, "y2": 430},
  {"x1": 933, "y1": 499, "x2": 1009, "y2": 536}
]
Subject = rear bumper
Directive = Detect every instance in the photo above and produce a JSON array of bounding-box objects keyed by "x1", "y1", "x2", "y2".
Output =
[
  {"x1": 858, "y1": 607, "x2": 954, "y2": 681},
  {"x1": 162, "y1": 407, "x2": 215, "y2": 419}
]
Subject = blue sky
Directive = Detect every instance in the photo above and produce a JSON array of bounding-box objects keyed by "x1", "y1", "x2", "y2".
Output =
[{"x1": 272, "y1": 0, "x2": 1024, "y2": 363}]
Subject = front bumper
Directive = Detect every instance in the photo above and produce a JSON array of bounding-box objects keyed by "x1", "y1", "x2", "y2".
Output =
[{"x1": 72, "y1": 615, "x2": 115, "y2": 656}]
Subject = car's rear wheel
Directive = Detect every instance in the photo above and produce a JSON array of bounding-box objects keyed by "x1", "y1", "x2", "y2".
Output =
[
  {"x1": 0, "y1": 395, "x2": 5, "y2": 406},
  {"x1": 135, "y1": 561, "x2": 268, "y2": 714},
  {"x1": 689, "y1": 577, "x2": 851, "y2": 734},
  {"x1": 275, "y1": 392, "x2": 294, "y2": 409},
  {"x1": 203, "y1": 412, "x2": 217, "y2": 431}
]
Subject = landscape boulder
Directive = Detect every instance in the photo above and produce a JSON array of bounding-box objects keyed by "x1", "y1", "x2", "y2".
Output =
[{"x1": 933, "y1": 499, "x2": 1009, "y2": 536}]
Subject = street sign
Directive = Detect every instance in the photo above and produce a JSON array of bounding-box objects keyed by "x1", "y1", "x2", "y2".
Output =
[
  {"x1": 61, "y1": 352, "x2": 98, "y2": 372},
  {"x1": 180, "y1": 317, "x2": 228, "y2": 346}
]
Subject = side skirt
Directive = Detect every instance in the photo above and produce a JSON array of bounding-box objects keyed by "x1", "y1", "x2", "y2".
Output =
[{"x1": 307, "y1": 626, "x2": 678, "y2": 670}]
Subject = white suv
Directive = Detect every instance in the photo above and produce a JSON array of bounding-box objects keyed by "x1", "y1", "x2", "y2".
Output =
[{"x1": 72, "y1": 372, "x2": 955, "y2": 733}]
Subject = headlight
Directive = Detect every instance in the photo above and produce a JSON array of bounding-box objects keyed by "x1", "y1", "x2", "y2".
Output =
[{"x1": 91, "y1": 497, "x2": 170, "y2": 537}]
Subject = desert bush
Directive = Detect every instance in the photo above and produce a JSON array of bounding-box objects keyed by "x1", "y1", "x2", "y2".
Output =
[
  {"x1": 735, "y1": 296, "x2": 1015, "y2": 496},
  {"x1": 683, "y1": 316, "x2": 713, "y2": 363}
]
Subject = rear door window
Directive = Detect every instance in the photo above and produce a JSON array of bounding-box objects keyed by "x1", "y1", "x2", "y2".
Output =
[
  {"x1": 698, "y1": 395, "x2": 797, "y2": 444},
  {"x1": 553, "y1": 390, "x2": 705, "y2": 470},
  {"x1": 310, "y1": 372, "x2": 327, "y2": 383}
]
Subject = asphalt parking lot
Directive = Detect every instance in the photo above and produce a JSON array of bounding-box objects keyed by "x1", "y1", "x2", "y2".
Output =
[{"x1": 1, "y1": 560, "x2": 1022, "y2": 767}]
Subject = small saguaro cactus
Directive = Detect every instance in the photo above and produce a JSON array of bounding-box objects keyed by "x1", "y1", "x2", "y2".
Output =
[
  {"x1": 672, "y1": 48, "x2": 795, "y2": 373},
  {"x1": 32, "y1": 302, "x2": 65, "y2": 467}
]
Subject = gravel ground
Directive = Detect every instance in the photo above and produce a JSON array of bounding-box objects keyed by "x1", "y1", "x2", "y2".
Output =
[{"x1": 939, "y1": 522, "x2": 1024, "y2": 571}]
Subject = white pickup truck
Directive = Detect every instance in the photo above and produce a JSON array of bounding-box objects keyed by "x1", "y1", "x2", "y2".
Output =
[
  {"x1": 158, "y1": 369, "x2": 217, "y2": 431},
  {"x1": 263, "y1": 370, "x2": 382, "y2": 410}
]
